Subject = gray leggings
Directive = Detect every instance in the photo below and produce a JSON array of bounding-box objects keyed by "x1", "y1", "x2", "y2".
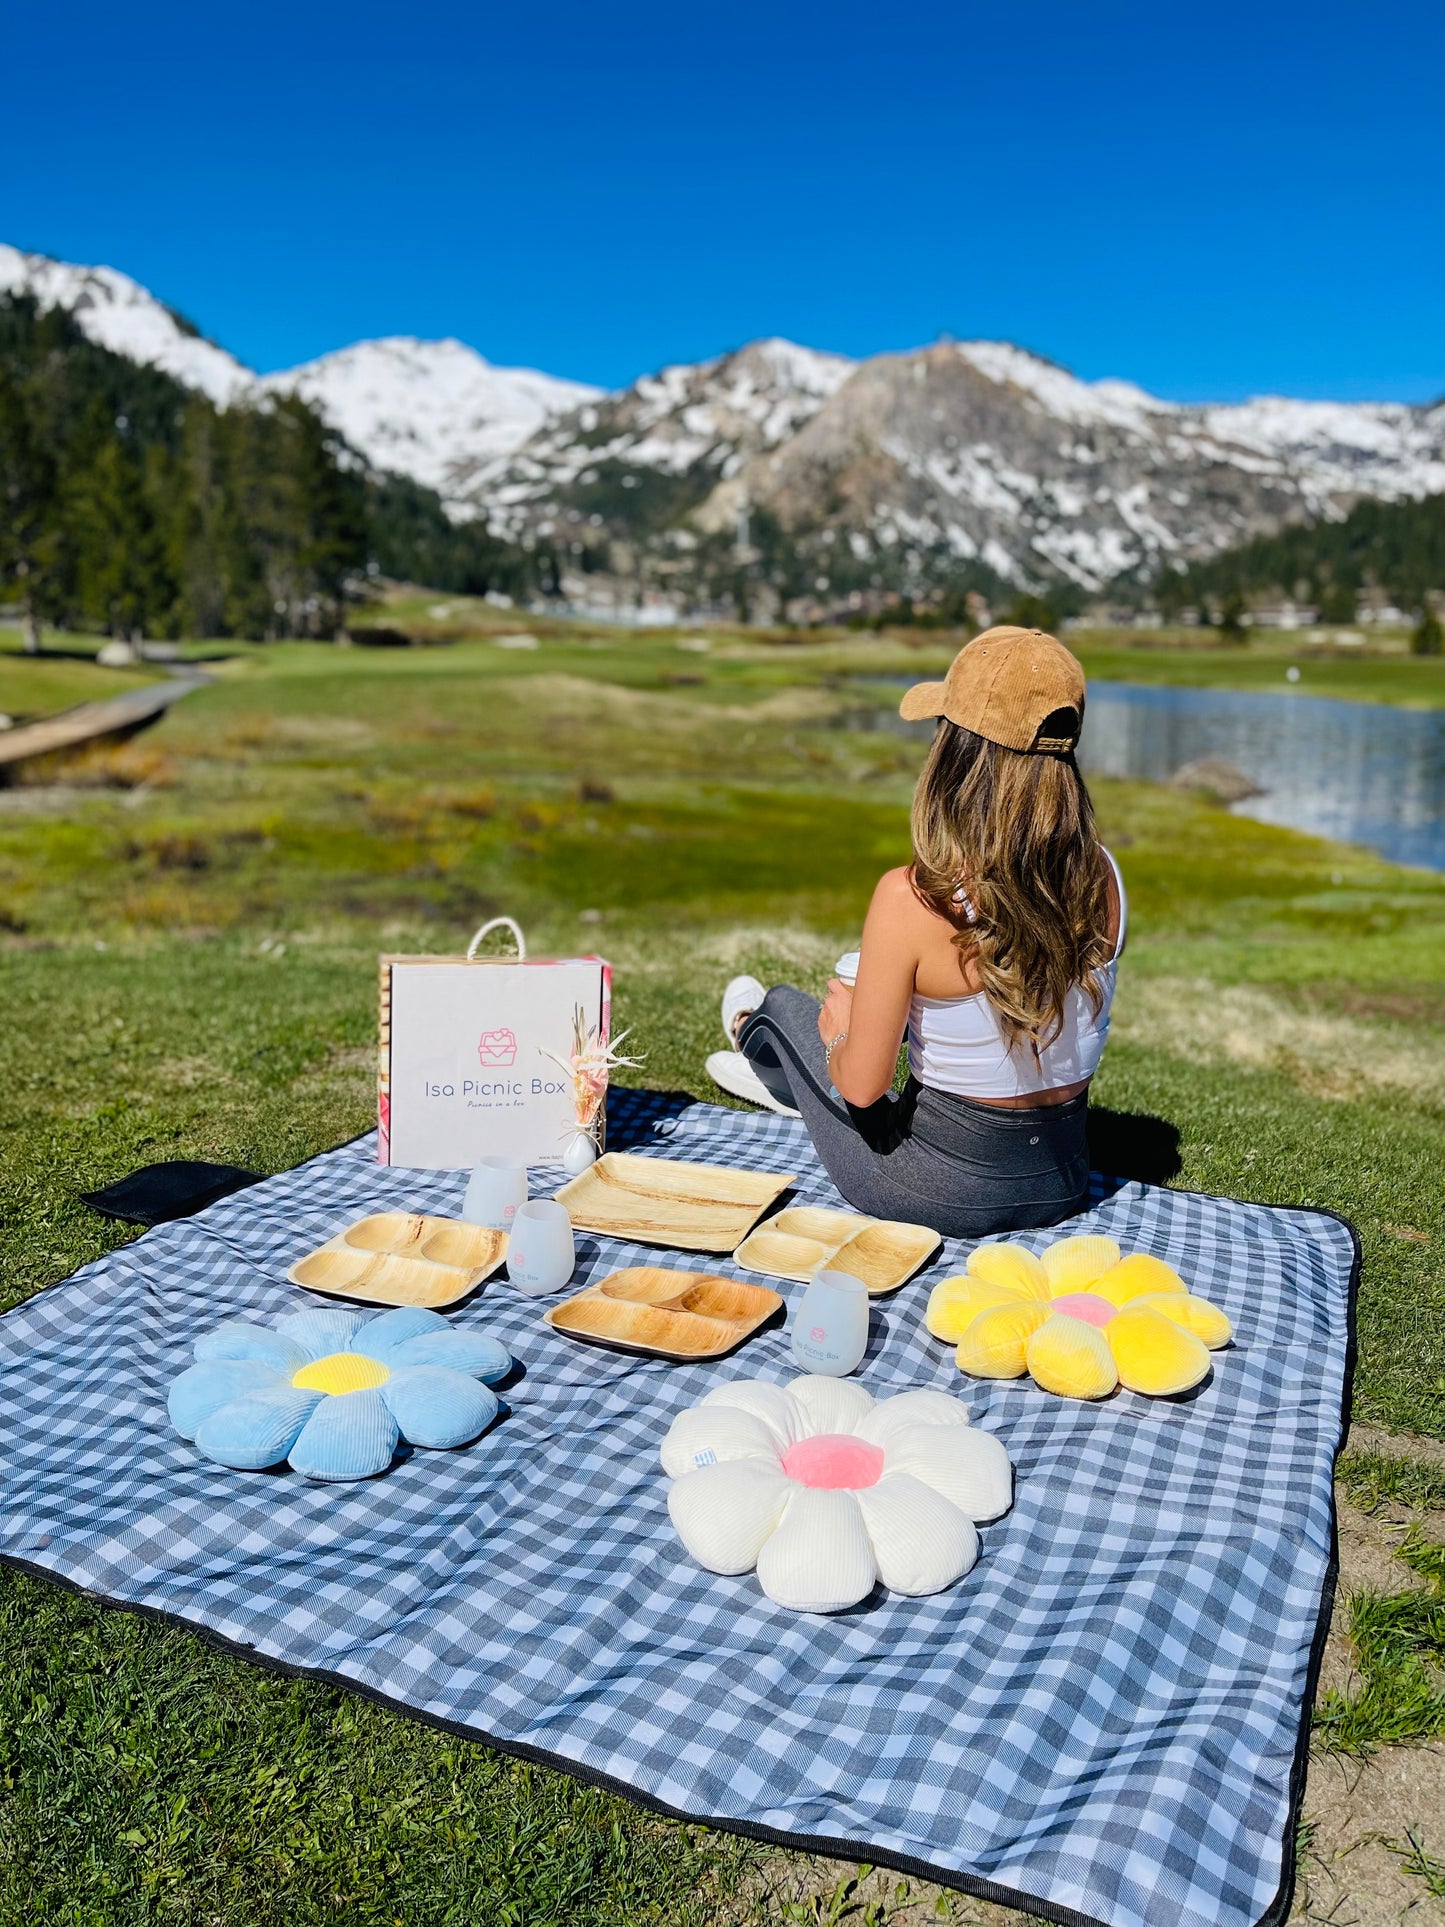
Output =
[{"x1": 738, "y1": 985, "x2": 1091, "y2": 1240}]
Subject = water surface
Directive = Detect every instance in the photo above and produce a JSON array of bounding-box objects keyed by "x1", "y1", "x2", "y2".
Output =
[{"x1": 851, "y1": 680, "x2": 1445, "y2": 871}]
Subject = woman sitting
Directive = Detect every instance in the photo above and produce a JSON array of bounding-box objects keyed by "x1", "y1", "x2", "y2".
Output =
[{"x1": 713, "y1": 626, "x2": 1124, "y2": 1239}]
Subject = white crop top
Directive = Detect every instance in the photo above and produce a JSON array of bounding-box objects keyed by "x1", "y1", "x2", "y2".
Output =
[{"x1": 907, "y1": 850, "x2": 1127, "y2": 1100}]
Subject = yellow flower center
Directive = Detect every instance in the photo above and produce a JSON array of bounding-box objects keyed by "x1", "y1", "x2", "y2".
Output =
[{"x1": 291, "y1": 1351, "x2": 391, "y2": 1395}]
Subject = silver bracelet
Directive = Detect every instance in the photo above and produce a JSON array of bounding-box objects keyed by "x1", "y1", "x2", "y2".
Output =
[{"x1": 824, "y1": 1030, "x2": 848, "y2": 1071}]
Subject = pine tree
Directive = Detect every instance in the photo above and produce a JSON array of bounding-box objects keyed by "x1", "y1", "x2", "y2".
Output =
[
  {"x1": 1218, "y1": 594, "x2": 1247, "y2": 639},
  {"x1": 1413, "y1": 605, "x2": 1444, "y2": 656},
  {"x1": 0, "y1": 366, "x2": 58, "y2": 651},
  {"x1": 1317, "y1": 580, "x2": 1356, "y2": 624},
  {"x1": 67, "y1": 429, "x2": 172, "y2": 637}
]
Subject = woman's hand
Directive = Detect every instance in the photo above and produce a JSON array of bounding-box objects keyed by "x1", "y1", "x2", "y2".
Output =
[{"x1": 818, "y1": 978, "x2": 853, "y2": 1048}]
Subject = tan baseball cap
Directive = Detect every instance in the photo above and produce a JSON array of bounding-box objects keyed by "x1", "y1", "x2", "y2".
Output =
[{"x1": 899, "y1": 625, "x2": 1086, "y2": 753}]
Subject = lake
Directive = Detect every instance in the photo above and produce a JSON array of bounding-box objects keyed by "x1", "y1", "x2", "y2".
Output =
[{"x1": 852, "y1": 680, "x2": 1445, "y2": 872}]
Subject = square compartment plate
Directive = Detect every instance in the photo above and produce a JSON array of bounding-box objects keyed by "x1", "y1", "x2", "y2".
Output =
[
  {"x1": 286, "y1": 1212, "x2": 507, "y2": 1307},
  {"x1": 543, "y1": 1266, "x2": 784, "y2": 1360},
  {"x1": 735, "y1": 1206, "x2": 939, "y2": 1295}
]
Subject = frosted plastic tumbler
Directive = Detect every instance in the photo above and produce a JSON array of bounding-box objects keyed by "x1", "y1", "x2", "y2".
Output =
[
  {"x1": 462, "y1": 1157, "x2": 529, "y2": 1231},
  {"x1": 507, "y1": 1200, "x2": 575, "y2": 1296},
  {"x1": 791, "y1": 1268, "x2": 870, "y2": 1376}
]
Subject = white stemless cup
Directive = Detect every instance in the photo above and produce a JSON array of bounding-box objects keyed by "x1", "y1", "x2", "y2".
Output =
[
  {"x1": 834, "y1": 950, "x2": 860, "y2": 987},
  {"x1": 790, "y1": 1267, "x2": 870, "y2": 1376},
  {"x1": 462, "y1": 1156, "x2": 529, "y2": 1232},
  {"x1": 507, "y1": 1199, "x2": 575, "y2": 1297}
]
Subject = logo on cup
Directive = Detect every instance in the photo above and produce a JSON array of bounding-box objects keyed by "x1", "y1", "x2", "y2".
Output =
[
  {"x1": 477, "y1": 1026, "x2": 518, "y2": 1067},
  {"x1": 810, "y1": 1325, "x2": 826, "y2": 1340}
]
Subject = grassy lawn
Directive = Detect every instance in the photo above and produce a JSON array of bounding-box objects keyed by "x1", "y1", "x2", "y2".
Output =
[
  {"x1": 0, "y1": 641, "x2": 163, "y2": 724},
  {"x1": 2, "y1": 611, "x2": 1443, "y2": 1922}
]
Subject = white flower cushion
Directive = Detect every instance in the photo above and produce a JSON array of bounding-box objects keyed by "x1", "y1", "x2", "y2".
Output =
[
  {"x1": 857, "y1": 1474, "x2": 980, "y2": 1596},
  {"x1": 667, "y1": 1460, "x2": 793, "y2": 1573},
  {"x1": 698, "y1": 1379, "x2": 803, "y2": 1448},
  {"x1": 660, "y1": 1374, "x2": 1013, "y2": 1613}
]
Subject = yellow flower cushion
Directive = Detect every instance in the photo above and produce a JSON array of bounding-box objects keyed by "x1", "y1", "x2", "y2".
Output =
[
  {"x1": 1041, "y1": 1235, "x2": 1120, "y2": 1294},
  {"x1": 967, "y1": 1242, "x2": 1051, "y2": 1301},
  {"x1": 926, "y1": 1272, "x2": 1036, "y2": 1342},
  {"x1": 930, "y1": 1235, "x2": 1231, "y2": 1401},
  {"x1": 1026, "y1": 1314, "x2": 1118, "y2": 1399},
  {"x1": 956, "y1": 1301, "x2": 1050, "y2": 1378},
  {"x1": 1106, "y1": 1307, "x2": 1212, "y2": 1395},
  {"x1": 1093, "y1": 1253, "x2": 1188, "y2": 1306}
]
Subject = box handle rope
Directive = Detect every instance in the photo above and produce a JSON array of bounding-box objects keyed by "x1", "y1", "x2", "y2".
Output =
[{"x1": 466, "y1": 916, "x2": 527, "y2": 961}]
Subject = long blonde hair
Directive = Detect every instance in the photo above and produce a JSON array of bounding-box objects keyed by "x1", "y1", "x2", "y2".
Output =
[{"x1": 909, "y1": 720, "x2": 1112, "y2": 1051}]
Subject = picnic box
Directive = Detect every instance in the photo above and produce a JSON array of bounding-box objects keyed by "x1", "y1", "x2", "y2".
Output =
[{"x1": 378, "y1": 924, "x2": 611, "y2": 1169}]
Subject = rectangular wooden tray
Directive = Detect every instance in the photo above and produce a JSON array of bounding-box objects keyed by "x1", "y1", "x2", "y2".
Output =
[
  {"x1": 543, "y1": 1266, "x2": 784, "y2": 1360},
  {"x1": 553, "y1": 1152, "x2": 794, "y2": 1253},
  {"x1": 287, "y1": 1212, "x2": 508, "y2": 1308},
  {"x1": 734, "y1": 1204, "x2": 940, "y2": 1296}
]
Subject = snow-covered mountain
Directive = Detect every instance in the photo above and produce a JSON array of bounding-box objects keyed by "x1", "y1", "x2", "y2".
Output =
[
  {"x1": 0, "y1": 242, "x2": 254, "y2": 405},
  {"x1": 669, "y1": 340, "x2": 1445, "y2": 590},
  {"x1": 259, "y1": 338, "x2": 601, "y2": 500},
  {"x1": 0, "y1": 245, "x2": 598, "y2": 489},
  {"x1": 481, "y1": 337, "x2": 855, "y2": 522},
  {"x1": 5, "y1": 241, "x2": 1442, "y2": 596}
]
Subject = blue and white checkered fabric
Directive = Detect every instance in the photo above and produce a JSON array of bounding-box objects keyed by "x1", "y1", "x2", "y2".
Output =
[{"x1": 0, "y1": 1093, "x2": 1354, "y2": 1927}]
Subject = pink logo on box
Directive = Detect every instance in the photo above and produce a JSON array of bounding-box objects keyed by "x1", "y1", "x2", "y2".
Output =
[{"x1": 477, "y1": 1027, "x2": 519, "y2": 1067}]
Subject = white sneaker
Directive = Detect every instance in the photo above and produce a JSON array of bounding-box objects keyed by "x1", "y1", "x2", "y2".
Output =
[
  {"x1": 720, "y1": 974, "x2": 767, "y2": 1048},
  {"x1": 706, "y1": 1050, "x2": 800, "y2": 1118}
]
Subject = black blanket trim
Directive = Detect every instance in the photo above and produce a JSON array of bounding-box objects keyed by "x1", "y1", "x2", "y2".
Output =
[{"x1": 2, "y1": 1143, "x2": 1362, "y2": 1927}]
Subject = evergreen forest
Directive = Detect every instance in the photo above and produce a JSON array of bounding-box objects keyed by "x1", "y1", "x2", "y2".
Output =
[
  {"x1": 1156, "y1": 490, "x2": 1445, "y2": 621},
  {"x1": 0, "y1": 296, "x2": 539, "y2": 645}
]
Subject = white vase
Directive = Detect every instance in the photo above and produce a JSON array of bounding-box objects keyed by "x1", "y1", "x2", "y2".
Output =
[{"x1": 561, "y1": 1130, "x2": 598, "y2": 1176}]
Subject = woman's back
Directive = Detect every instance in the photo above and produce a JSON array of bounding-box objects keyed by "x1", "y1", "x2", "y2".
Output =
[
  {"x1": 907, "y1": 848, "x2": 1126, "y2": 1099},
  {"x1": 725, "y1": 624, "x2": 1122, "y2": 1236}
]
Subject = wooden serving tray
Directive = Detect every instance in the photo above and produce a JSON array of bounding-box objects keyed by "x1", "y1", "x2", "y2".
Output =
[
  {"x1": 287, "y1": 1212, "x2": 508, "y2": 1308},
  {"x1": 735, "y1": 1204, "x2": 940, "y2": 1296},
  {"x1": 543, "y1": 1266, "x2": 784, "y2": 1360},
  {"x1": 553, "y1": 1152, "x2": 794, "y2": 1253}
]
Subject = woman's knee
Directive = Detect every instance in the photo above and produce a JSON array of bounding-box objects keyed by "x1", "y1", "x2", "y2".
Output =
[
  {"x1": 757, "y1": 983, "x2": 820, "y2": 1029},
  {"x1": 741, "y1": 985, "x2": 820, "y2": 1064}
]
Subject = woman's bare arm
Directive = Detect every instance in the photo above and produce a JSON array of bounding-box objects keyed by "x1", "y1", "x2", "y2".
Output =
[{"x1": 820, "y1": 868, "x2": 921, "y2": 1106}]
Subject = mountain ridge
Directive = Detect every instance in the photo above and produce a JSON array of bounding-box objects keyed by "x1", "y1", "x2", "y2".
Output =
[{"x1": 4, "y1": 242, "x2": 1442, "y2": 610}]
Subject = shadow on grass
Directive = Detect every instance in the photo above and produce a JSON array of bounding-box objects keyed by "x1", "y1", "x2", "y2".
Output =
[{"x1": 1087, "y1": 1105, "x2": 1183, "y2": 1188}]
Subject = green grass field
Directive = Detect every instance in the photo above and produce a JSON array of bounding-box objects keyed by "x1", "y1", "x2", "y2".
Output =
[{"x1": 3, "y1": 609, "x2": 1443, "y2": 1922}]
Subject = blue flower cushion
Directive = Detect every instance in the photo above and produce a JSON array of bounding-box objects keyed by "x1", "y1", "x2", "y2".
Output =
[{"x1": 167, "y1": 1307, "x2": 511, "y2": 1481}]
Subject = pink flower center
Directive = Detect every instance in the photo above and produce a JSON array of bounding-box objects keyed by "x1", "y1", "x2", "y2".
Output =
[
  {"x1": 781, "y1": 1433, "x2": 885, "y2": 1490},
  {"x1": 1049, "y1": 1292, "x2": 1116, "y2": 1327}
]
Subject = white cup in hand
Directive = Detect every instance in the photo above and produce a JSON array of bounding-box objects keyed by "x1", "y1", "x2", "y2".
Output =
[{"x1": 834, "y1": 951, "x2": 861, "y2": 988}]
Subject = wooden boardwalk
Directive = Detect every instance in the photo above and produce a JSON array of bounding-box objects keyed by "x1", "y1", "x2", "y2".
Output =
[{"x1": 0, "y1": 675, "x2": 204, "y2": 775}]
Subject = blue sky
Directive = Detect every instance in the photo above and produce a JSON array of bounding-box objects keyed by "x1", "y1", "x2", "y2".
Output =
[{"x1": 4, "y1": 0, "x2": 1441, "y2": 401}]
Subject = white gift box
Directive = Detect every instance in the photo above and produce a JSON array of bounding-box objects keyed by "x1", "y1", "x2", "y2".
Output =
[{"x1": 378, "y1": 919, "x2": 610, "y2": 1170}]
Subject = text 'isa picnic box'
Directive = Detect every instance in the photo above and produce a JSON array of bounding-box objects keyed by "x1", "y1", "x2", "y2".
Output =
[{"x1": 378, "y1": 921, "x2": 610, "y2": 1169}]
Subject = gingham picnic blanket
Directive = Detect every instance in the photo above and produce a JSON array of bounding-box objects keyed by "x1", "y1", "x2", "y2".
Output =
[{"x1": 0, "y1": 1092, "x2": 1355, "y2": 1927}]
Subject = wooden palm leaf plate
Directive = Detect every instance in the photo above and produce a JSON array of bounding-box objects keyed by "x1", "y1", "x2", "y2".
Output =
[
  {"x1": 553, "y1": 1152, "x2": 795, "y2": 1252},
  {"x1": 735, "y1": 1205, "x2": 940, "y2": 1295},
  {"x1": 544, "y1": 1266, "x2": 784, "y2": 1360},
  {"x1": 287, "y1": 1211, "x2": 508, "y2": 1308}
]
